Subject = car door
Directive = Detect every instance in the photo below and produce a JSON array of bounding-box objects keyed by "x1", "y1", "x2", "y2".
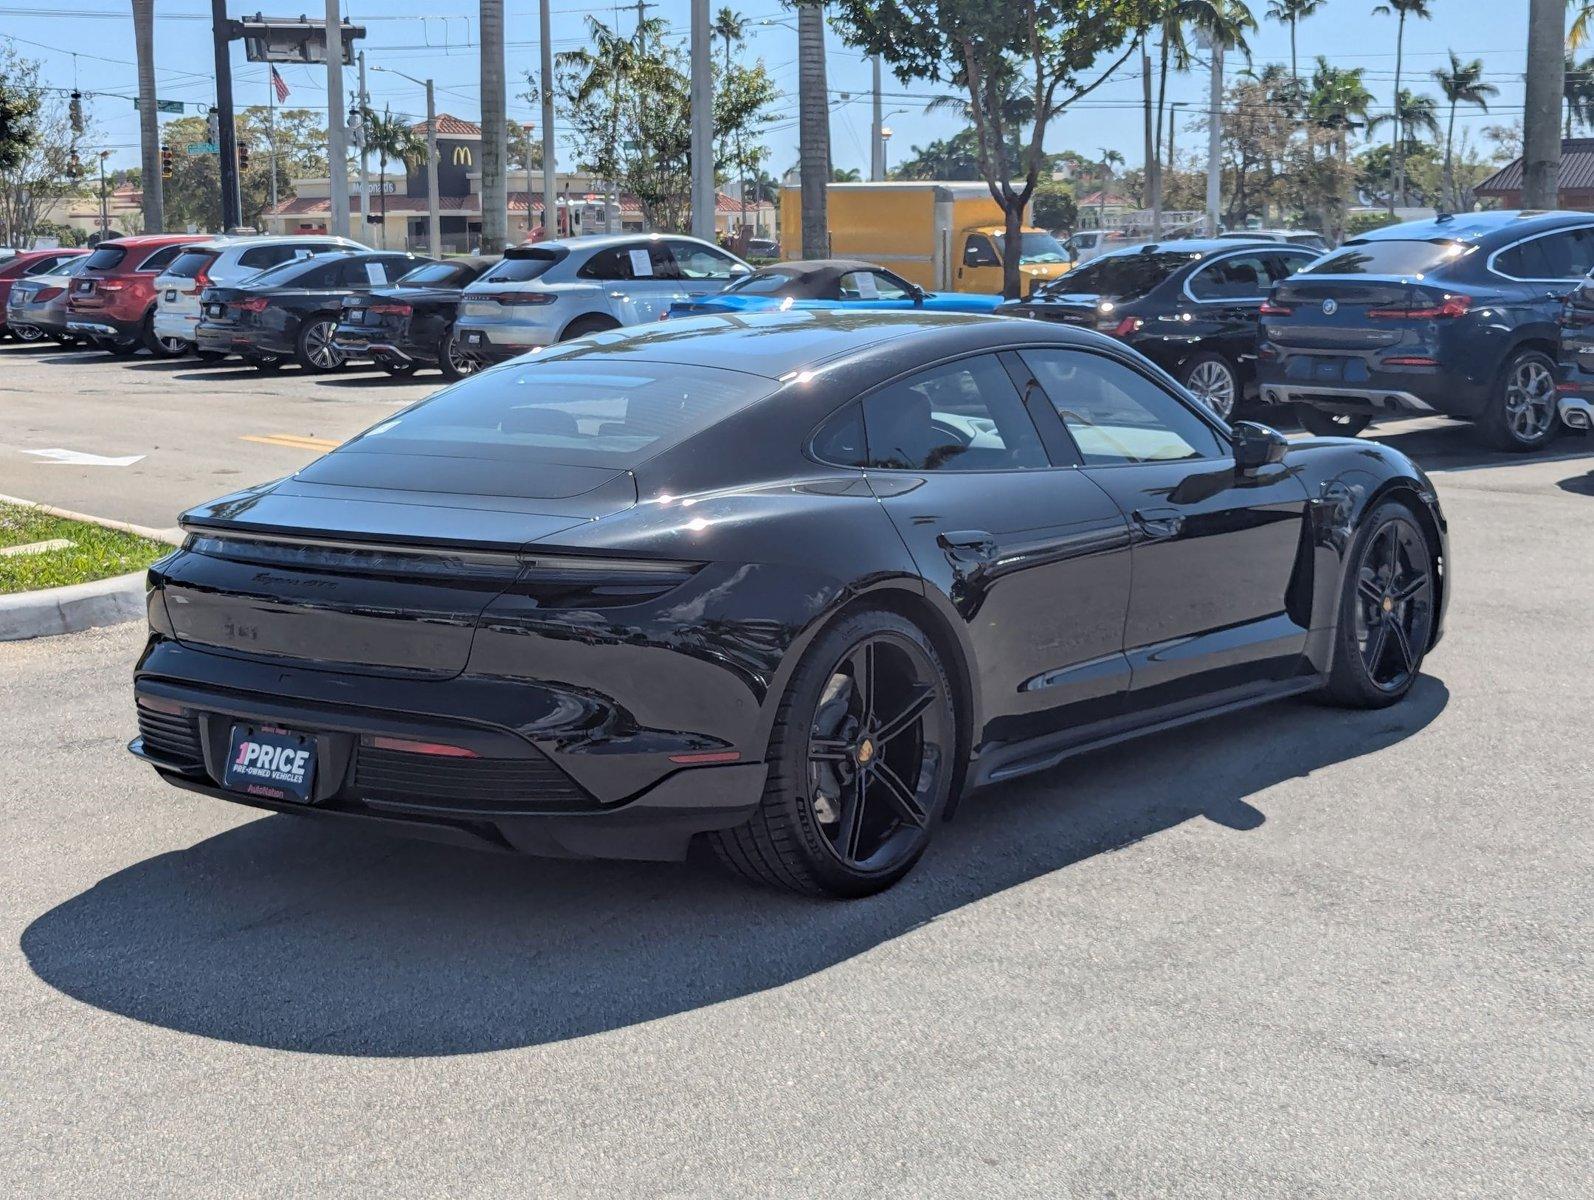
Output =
[
  {"x1": 1182, "y1": 250, "x2": 1275, "y2": 364},
  {"x1": 957, "y1": 233, "x2": 1002, "y2": 293},
  {"x1": 822, "y1": 351, "x2": 1134, "y2": 748},
  {"x1": 1021, "y1": 346, "x2": 1312, "y2": 708}
]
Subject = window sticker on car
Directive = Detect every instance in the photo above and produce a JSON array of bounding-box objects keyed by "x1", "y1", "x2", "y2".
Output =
[
  {"x1": 628, "y1": 248, "x2": 653, "y2": 277},
  {"x1": 857, "y1": 273, "x2": 879, "y2": 299},
  {"x1": 365, "y1": 262, "x2": 386, "y2": 284}
]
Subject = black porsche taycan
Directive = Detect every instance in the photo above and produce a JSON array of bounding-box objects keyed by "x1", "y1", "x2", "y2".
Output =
[{"x1": 131, "y1": 310, "x2": 1449, "y2": 897}]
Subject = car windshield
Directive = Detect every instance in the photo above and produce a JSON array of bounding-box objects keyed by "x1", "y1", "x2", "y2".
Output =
[
  {"x1": 396, "y1": 262, "x2": 469, "y2": 286},
  {"x1": 83, "y1": 246, "x2": 127, "y2": 271},
  {"x1": 1045, "y1": 250, "x2": 1200, "y2": 298},
  {"x1": 1304, "y1": 239, "x2": 1470, "y2": 276},
  {"x1": 349, "y1": 359, "x2": 778, "y2": 469},
  {"x1": 165, "y1": 250, "x2": 220, "y2": 279},
  {"x1": 994, "y1": 231, "x2": 1068, "y2": 265},
  {"x1": 727, "y1": 270, "x2": 801, "y2": 295},
  {"x1": 481, "y1": 249, "x2": 563, "y2": 284}
]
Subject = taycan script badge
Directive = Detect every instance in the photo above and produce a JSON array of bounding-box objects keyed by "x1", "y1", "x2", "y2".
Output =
[{"x1": 1321, "y1": 298, "x2": 1338, "y2": 316}]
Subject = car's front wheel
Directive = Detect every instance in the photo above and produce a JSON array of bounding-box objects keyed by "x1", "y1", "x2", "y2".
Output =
[
  {"x1": 1295, "y1": 402, "x2": 1371, "y2": 438},
  {"x1": 1180, "y1": 352, "x2": 1241, "y2": 421},
  {"x1": 712, "y1": 608, "x2": 957, "y2": 898},
  {"x1": 1324, "y1": 500, "x2": 1436, "y2": 709},
  {"x1": 1478, "y1": 347, "x2": 1559, "y2": 452}
]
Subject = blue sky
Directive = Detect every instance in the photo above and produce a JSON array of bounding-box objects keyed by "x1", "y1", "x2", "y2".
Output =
[{"x1": 0, "y1": 1, "x2": 1546, "y2": 178}]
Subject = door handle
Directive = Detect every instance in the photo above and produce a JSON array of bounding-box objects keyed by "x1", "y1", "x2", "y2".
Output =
[
  {"x1": 609, "y1": 291, "x2": 628, "y2": 299},
  {"x1": 937, "y1": 529, "x2": 997, "y2": 568},
  {"x1": 1131, "y1": 508, "x2": 1184, "y2": 539}
]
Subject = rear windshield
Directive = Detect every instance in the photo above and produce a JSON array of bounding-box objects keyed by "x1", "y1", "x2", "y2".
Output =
[
  {"x1": 165, "y1": 250, "x2": 220, "y2": 279},
  {"x1": 1046, "y1": 250, "x2": 1200, "y2": 298},
  {"x1": 83, "y1": 246, "x2": 127, "y2": 271},
  {"x1": 481, "y1": 249, "x2": 564, "y2": 284},
  {"x1": 1303, "y1": 239, "x2": 1469, "y2": 276},
  {"x1": 349, "y1": 359, "x2": 776, "y2": 469},
  {"x1": 244, "y1": 255, "x2": 345, "y2": 287},
  {"x1": 395, "y1": 261, "x2": 469, "y2": 286}
]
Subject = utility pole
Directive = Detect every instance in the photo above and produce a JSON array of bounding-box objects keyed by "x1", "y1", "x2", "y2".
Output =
[
  {"x1": 325, "y1": 0, "x2": 350, "y2": 238},
  {"x1": 267, "y1": 69, "x2": 278, "y2": 214},
  {"x1": 797, "y1": 2, "x2": 829, "y2": 258},
  {"x1": 871, "y1": 55, "x2": 884, "y2": 181},
  {"x1": 211, "y1": 0, "x2": 242, "y2": 231},
  {"x1": 357, "y1": 50, "x2": 370, "y2": 242},
  {"x1": 1523, "y1": 0, "x2": 1564, "y2": 209},
  {"x1": 480, "y1": 0, "x2": 508, "y2": 253},
  {"x1": 1204, "y1": 39, "x2": 1223, "y2": 236},
  {"x1": 689, "y1": 0, "x2": 714, "y2": 239},
  {"x1": 98, "y1": 151, "x2": 111, "y2": 238},
  {"x1": 133, "y1": 0, "x2": 163, "y2": 232},
  {"x1": 540, "y1": 0, "x2": 556, "y2": 241},
  {"x1": 1143, "y1": 40, "x2": 1159, "y2": 238}
]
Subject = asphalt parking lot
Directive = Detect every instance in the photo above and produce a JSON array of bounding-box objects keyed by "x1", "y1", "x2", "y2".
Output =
[{"x1": 1, "y1": 342, "x2": 1591, "y2": 1197}]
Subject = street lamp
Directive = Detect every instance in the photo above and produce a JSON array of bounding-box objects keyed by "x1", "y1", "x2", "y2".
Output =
[
  {"x1": 370, "y1": 64, "x2": 440, "y2": 258},
  {"x1": 98, "y1": 150, "x2": 112, "y2": 238},
  {"x1": 879, "y1": 127, "x2": 894, "y2": 176},
  {"x1": 1166, "y1": 100, "x2": 1189, "y2": 180}
]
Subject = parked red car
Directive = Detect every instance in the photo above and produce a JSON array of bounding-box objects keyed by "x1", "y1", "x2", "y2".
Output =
[
  {"x1": 65, "y1": 233, "x2": 208, "y2": 356},
  {"x1": 0, "y1": 247, "x2": 87, "y2": 341}
]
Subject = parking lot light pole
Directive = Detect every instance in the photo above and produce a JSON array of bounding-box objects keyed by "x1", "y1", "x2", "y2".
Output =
[
  {"x1": 325, "y1": 0, "x2": 350, "y2": 238},
  {"x1": 211, "y1": 0, "x2": 242, "y2": 231},
  {"x1": 540, "y1": 0, "x2": 556, "y2": 241},
  {"x1": 689, "y1": 0, "x2": 715, "y2": 240}
]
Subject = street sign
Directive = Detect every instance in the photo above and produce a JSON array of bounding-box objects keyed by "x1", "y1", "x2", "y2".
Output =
[
  {"x1": 186, "y1": 142, "x2": 219, "y2": 155},
  {"x1": 135, "y1": 99, "x2": 187, "y2": 114}
]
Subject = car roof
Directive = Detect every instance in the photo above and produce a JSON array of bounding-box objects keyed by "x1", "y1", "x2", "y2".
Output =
[
  {"x1": 97, "y1": 233, "x2": 206, "y2": 248},
  {"x1": 529, "y1": 308, "x2": 1095, "y2": 380},
  {"x1": 1091, "y1": 238, "x2": 1287, "y2": 260},
  {"x1": 179, "y1": 235, "x2": 368, "y2": 254},
  {"x1": 753, "y1": 258, "x2": 880, "y2": 277},
  {"x1": 1353, "y1": 209, "x2": 1594, "y2": 245},
  {"x1": 539, "y1": 232, "x2": 721, "y2": 253}
]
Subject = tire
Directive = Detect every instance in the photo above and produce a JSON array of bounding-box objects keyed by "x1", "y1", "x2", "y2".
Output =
[
  {"x1": 380, "y1": 359, "x2": 418, "y2": 377},
  {"x1": 1179, "y1": 352, "x2": 1242, "y2": 422},
  {"x1": 105, "y1": 336, "x2": 140, "y2": 357},
  {"x1": 1323, "y1": 499, "x2": 1436, "y2": 709},
  {"x1": 1295, "y1": 402, "x2": 1371, "y2": 438},
  {"x1": 247, "y1": 353, "x2": 284, "y2": 372},
  {"x1": 195, "y1": 349, "x2": 227, "y2": 362},
  {"x1": 11, "y1": 323, "x2": 46, "y2": 343},
  {"x1": 437, "y1": 330, "x2": 477, "y2": 380},
  {"x1": 141, "y1": 313, "x2": 187, "y2": 358},
  {"x1": 559, "y1": 314, "x2": 619, "y2": 342},
  {"x1": 1476, "y1": 347, "x2": 1559, "y2": 452},
  {"x1": 293, "y1": 316, "x2": 345, "y2": 372},
  {"x1": 711, "y1": 608, "x2": 958, "y2": 898}
]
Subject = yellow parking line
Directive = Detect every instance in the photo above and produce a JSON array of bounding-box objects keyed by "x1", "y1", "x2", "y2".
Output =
[{"x1": 240, "y1": 434, "x2": 340, "y2": 451}]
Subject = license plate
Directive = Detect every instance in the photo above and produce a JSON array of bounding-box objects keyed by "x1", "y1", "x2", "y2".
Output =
[
  {"x1": 165, "y1": 289, "x2": 177, "y2": 302},
  {"x1": 206, "y1": 303, "x2": 225, "y2": 318},
  {"x1": 464, "y1": 330, "x2": 484, "y2": 346},
  {"x1": 222, "y1": 724, "x2": 317, "y2": 803},
  {"x1": 345, "y1": 309, "x2": 365, "y2": 324},
  {"x1": 75, "y1": 280, "x2": 93, "y2": 293},
  {"x1": 1311, "y1": 359, "x2": 1347, "y2": 382}
]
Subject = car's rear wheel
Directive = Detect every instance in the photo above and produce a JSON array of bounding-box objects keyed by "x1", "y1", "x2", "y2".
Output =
[
  {"x1": 712, "y1": 609, "x2": 957, "y2": 898},
  {"x1": 1295, "y1": 402, "x2": 1371, "y2": 438},
  {"x1": 1324, "y1": 500, "x2": 1435, "y2": 709},
  {"x1": 560, "y1": 314, "x2": 619, "y2": 341},
  {"x1": 438, "y1": 330, "x2": 477, "y2": 380},
  {"x1": 1478, "y1": 348, "x2": 1559, "y2": 452},
  {"x1": 1180, "y1": 352, "x2": 1241, "y2": 421},
  {"x1": 294, "y1": 317, "x2": 345, "y2": 372},
  {"x1": 246, "y1": 353, "x2": 283, "y2": 372},
  {"x1": 141, "y1": 313, "x2": 187, "y2": 357},
  {"x1": 195, "y1": 349, "x2": 227, "y2": 362},
  {"x1": 104, "y1": 335, "x2": 140, "y2": 357},
  {"x1": 10, "y1": 323, "x2": 45, "y2": 343},
  {"x1": 379, "y1": 359, "x2": 418, "y2": 377}
]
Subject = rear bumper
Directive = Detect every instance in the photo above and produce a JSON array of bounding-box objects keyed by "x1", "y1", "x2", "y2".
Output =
[
  {"x1": 1258, "y1": 381, "x2": 1438, "y2": 416},
  {"x1": 153, "y1": 306, "x2": 200, "y2": 342},
  {"x1": 65, "y1": 312, "x2": 141, "y2": 340},
  {"x1": 195, "y1": 324, "x2": 292, "y2": 357},
  {"x1": 1257, "y1": 337, "x2": 1493, "y2": 419},
  {"x1": 129, "y1": 675, "x2": 766, "y2": 862},
  {"x1": 454, "y1": 319, "x2": 553, "y2": 361}
]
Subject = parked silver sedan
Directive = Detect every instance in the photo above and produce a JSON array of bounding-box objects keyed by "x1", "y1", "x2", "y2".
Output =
[
  {"x1": 453, "y1": 233, "x2": 751, "y2": 363},
  {"x1": 5, "y1": 255, "x2": 93, "y2": 345}
]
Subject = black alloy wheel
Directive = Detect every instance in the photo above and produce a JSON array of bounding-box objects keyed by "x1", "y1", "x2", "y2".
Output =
[
  {"x1": 1295, "y1": 402, "x2": 1371, "y2": 438},
  {"x1": 295, "y1": 317, "x2": 346, "y2": 372},
  {"x1": 1325, "y1": 501, "x2": 1434, "y2": 708},
  {"x1": 713, "y1": 609, "x2": 957, "y2": 897},
  {"x1": 1479, "y1": 348, "x2": 1559, "y2": 452},
  {"x1": 438, "y1": 331, "x2": 478, "y2": 380}
]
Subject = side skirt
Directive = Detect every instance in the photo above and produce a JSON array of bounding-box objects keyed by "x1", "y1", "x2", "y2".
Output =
[{"x1": 966, "y1": 674, "x2": 1325, "y2": 791}]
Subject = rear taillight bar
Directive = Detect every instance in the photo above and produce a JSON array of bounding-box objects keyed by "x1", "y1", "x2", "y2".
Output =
[
  {"x1": 1368, "y1": 295, "x2": 1471, "y2": 319},
  {"x1": 1258, "y1": 300, "x2": 1292, "y2": 316}
]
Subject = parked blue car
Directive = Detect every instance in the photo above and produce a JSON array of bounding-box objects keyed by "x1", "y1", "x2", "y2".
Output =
[{"x1": 664, "y1": 258, "x2": 1005, "y2": 319}]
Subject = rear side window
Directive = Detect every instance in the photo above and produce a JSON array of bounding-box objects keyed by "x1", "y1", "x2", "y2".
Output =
[
  {"x1": 578, "y1": 244, "x2": 679, "y2": 281},
  {"x1": 1305, "y1": 239, "x2": 1470, "y2": 277},
  {"x1": 352, "y1": 361, "x2": 777, "y2": 469},
  {"x1": 811, "y1": 403, "x2": 868, "y2": 467},
  {"x1": 236, "y1": 245, "x2": 299, "y2": 270},
  {"x1": 165, "y1": 250, "x2": 221, "y2": 279},
  {"x1": 83, "y1": 246, "x2": 127, "y2": 271},
  {"x1": 482, "y1": 250, "x2": 562, "y2": 284},
  {"x1": 137, "y1": 245, "x2": 185, "y2": 272},
  {"x1": 667, "y1": 241, "x2": 745, "y2": 281},
  {"x1": 861, "y1": 355, "x2": 1049, "y2": 472},
  {"x1": 1494, "y1": 227, "x2": 1594, "y2": 280}
]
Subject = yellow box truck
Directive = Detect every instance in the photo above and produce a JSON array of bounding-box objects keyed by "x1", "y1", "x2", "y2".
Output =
[{"x1": 778, "y1": 181, "x2": 1073, "y2": 295}]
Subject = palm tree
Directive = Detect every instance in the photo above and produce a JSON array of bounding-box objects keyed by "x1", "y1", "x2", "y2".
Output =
[
  {"x1": 1097, "y1": 147, "x2": 1124, "y2": 227},
  {"x1": 832, "y1": 166, "x2": 861, "y2": 182},
  {"x1": 797, "y1": 1, "x2": 829, "y2": 258},
  {"x1": 365, "y1": 108, "x2": 427, "y2": 248},
  {"x1": 1433, "y1": 51, "x2": 1498, "y2": 211},
  {"x1": 1573, "y1": 5, "x2": 1594, "y2": 51},
  {"x1": 1265, "y1": 0, "x2": 1325, "y2": 92},
  {"x1": 480, "y1": 0, "x2": 508, "y2": 251},
  {"x1": 1565, "y1": 55, "x2": 1594, "y2": 137},
  {"x1": 1372, "y1": 0, "x2": 1434, "y2": 211},
  {"x1": 132, "y1": 0, "x2": 162, "y2": 232},
  {"x1": 712, "y1": 9, "x2": 751, "y2": 235},
  {"x1": 1523, "y1": 0, "x2": 1564, "y2": 208},
  {"x1": 1308, "y1": 57, "x2": 1376, "y2": 155},
  {"x1": 1369, "y1": 90, "x2": 1440, "y2": 206}
]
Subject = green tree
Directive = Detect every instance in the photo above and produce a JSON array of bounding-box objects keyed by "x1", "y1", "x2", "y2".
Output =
[
  {"x1": 1565, "y1": 55, "x2": 1594, "y2": 137},
  {"x1": 1264, "y1": 0, "x2": 1324, "y2": 91},
  {"x1": 1031, "y1": 177, "x2": 1078, "y2": 230},
  {"x1": 361, "y1": 106, "x2": 426, "y2": 247},
  {"x1": 832, "y1": 166, "x2": 862, "y2": 181},
  {"x1": 891, "y1": 128, "x2": 983, "y2": 179},
  {"x1": 0, "y1": 50, "x2": 86, "y2": 247},
  {"x1": 1432, "y1": 51, "x2": 1497, "y2": 210},
  {"x1": 829, "y1": 0, "x2": 1150, "y2": 298},
  {"x1": 1367, "y1": 89, "x2": 1441, "y2": 163},
  {"x1": 1372, "y1": 0, "x2": 1433, "y2": 209},
  {"x1": 0, "y1": 64, "x2": 38, "y2": 174}
]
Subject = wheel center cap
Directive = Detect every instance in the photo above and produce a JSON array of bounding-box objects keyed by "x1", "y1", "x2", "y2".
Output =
[
  {"x1": 856, "y1": 738, "x2": 875, "y2": 765},
  {"x1": 1381, "y1": 596, "x2": 1394, "y2": 614}
]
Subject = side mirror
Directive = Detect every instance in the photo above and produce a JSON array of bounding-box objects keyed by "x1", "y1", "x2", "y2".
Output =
[
  {"x1": 1231, "y1": 421, "x2": 1289, "y2": 471},
  {"x1": 909, "y1": 284, "x2": 928, "y2": 304}
]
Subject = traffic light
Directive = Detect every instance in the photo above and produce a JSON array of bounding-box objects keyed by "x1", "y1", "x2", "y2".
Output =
[
  {"x1": 161, "y1": 144, "x2": 173, "y2": 180},
  {"x1": 206, "y1": 106, "x2": 219, "y2": 144},
  {"x1": 69, "y1": 91, "x2": 83, "y2": 135},
  {"x1": 237, "y1": 142, "x2": 250, "y2": 171}
]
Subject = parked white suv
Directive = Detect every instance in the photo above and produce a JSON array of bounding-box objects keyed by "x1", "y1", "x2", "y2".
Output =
[
  {"x1": 454, "y1": 234, "x2": 750, "y2": 363},
  {"x1": 153, "y1": 235, "x2": 367, "y2": 354}
]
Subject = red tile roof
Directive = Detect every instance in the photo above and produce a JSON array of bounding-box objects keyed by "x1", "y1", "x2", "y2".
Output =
[
  {"x1": 412, "y1": 113, "x2": 481, "y2": 137},
  {"x1": 264, "y1": 190, "x2": 759, "y2": 218}
]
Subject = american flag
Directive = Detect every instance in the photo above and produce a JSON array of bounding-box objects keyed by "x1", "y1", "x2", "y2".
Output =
[{"x1": 270, "y1": 66, "x2": 290, "y2": 103}]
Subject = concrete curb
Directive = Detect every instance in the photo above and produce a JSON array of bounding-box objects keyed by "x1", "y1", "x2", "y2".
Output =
[
  {"x1": 0, "y1": 494, "x2": 179, "y2": 642},
  {"x1": 0, "y1": 570, "x2": 148, "y2": 642}
]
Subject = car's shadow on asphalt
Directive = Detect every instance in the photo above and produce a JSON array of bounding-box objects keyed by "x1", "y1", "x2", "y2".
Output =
[
  {"x1": 21, "y1": 677, "x2": 1448, "y2": 1058},
  {"x1": 1371, "y1": 421, "x2": 1594, "y2": 473}
]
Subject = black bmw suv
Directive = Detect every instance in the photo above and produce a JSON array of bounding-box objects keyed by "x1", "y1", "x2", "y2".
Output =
[
  {"x1": 1256, "y1": 210, "x2": 1594, "y2": 451},
  {"x1": 998, "y1": 239, "x2": 1320, "y2": 421}
]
